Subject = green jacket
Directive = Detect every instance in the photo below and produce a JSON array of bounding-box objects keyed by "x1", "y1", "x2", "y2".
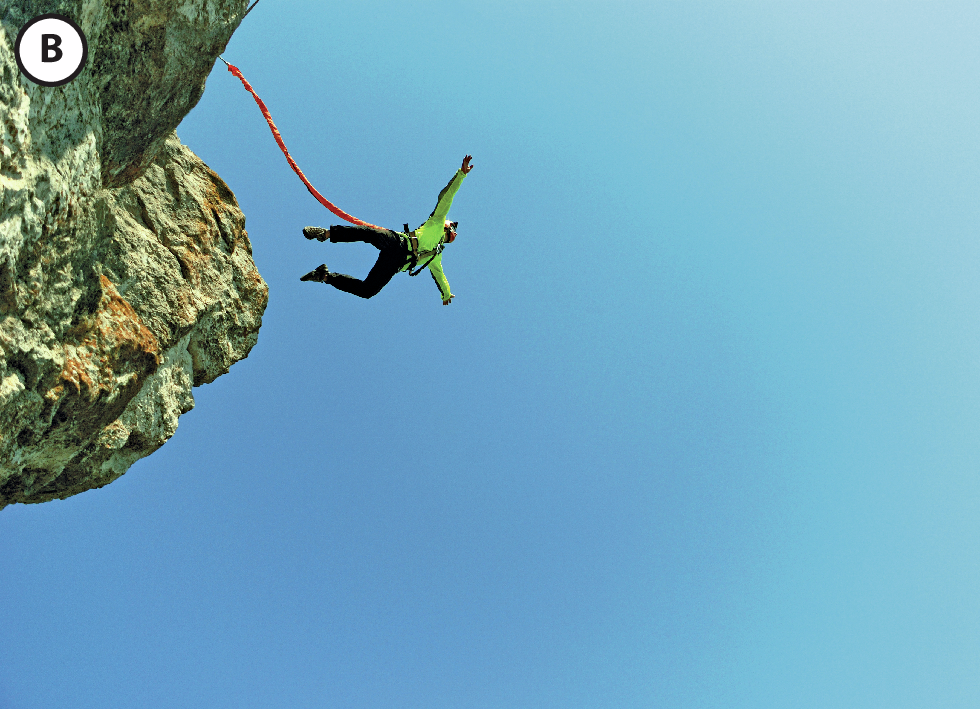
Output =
[{"x1": 402, "y1": 168, "x2": 467, "y2": 300}]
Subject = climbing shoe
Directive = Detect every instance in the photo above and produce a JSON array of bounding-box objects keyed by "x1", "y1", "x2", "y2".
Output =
[
  {"x1": 300, "y1": 264, "x2": 330, "y2": 282},
  {"x1": 303, "y1": 226, "x2": 330, "y2": 242}
]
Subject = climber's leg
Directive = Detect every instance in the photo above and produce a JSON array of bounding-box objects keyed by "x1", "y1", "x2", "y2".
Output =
[
  {"x1": 326, "y1": 225, "x2": 402, "y2": 250},
  {"x1": 325, "y1": 245, "x2": 406, "y2": 298}
]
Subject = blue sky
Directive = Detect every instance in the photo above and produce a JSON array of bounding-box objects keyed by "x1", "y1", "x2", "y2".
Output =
[{"x1": 3, "y1": 2, "x2": 980, "y2": 707}]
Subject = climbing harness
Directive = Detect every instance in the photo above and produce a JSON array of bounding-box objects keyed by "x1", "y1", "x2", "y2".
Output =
[
  {"x1": 218, "y1": 56, "x2": 383, "y2": 231},
  {"x1": 409, "y1": 252, "x2": 440, "y2": 277},
  {"x1": 402, "y1": 223, "x2": 443, "y2": 276}
]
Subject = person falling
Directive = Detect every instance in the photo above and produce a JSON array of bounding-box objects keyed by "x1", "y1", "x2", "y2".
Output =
[{"x1": 300, "y1": 155, "x2": 474, "y2": 305}]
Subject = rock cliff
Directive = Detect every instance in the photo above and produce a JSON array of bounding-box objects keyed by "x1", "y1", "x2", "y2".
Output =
[{"x1": 0, "y1": 0, "x2": 267, "y2": 509}]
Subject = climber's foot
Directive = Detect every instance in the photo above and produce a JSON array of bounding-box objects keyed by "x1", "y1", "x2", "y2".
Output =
[
  {"x1": 303, "y1": 226, "x2": 329, "y2": 242},
  {"x1": 300, "y1": 264, "x2": 330, "y2": 282}
]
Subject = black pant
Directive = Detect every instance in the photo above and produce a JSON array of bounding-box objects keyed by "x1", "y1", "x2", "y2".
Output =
[{"x1": 325, "y1": 225, "x2": 408, "y2": 299}]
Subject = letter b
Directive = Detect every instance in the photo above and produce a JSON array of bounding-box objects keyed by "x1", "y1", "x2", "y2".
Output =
[
  {"x1": 41, "y1": 34, "x2": 63, "y2": 63},
  {"x1": 15, "y1": 14, "x2": 89, "y2": 86}
]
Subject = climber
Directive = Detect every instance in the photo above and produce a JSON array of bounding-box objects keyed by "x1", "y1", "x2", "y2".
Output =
[{"x1": 300, "y1": 156, "x2": 474, "y2": 305}]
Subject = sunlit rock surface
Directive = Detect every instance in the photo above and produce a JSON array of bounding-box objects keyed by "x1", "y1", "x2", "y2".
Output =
[{"x1": 0, "y1": 0, "x2": 267, "y2": 508}]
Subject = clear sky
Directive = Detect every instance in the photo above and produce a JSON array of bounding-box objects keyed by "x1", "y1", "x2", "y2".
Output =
[{"x1": 3, "y1": 2, "x2": 980, "y2": 707}]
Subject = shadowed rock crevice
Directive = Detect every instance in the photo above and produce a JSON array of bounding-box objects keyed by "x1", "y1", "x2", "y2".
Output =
[{"x1": 0, "y1": 0, "x2": 267, "y2": 509}]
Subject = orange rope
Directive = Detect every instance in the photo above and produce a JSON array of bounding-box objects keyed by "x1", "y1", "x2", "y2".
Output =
[{"x1": 221, "y1": 58, "x2": 383, "y2": 230}]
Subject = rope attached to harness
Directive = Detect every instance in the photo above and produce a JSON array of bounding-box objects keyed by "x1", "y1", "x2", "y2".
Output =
[{"x1": 218, "y1": 56, "x2": 383, "y2": 231}]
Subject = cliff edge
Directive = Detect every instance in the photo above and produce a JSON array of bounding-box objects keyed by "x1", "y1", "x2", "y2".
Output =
[{"x1": 0, "y1": 0, "x2": 267, "y2": 509}]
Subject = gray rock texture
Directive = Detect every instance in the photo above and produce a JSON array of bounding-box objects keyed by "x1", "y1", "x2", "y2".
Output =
[{"x1": 0, "y1": 0, "x2": 267, "y2": 509}]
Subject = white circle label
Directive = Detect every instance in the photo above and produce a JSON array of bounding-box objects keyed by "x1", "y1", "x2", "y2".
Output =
[{"x1": 15, "y1": 14, "x2": 88, "y2": 87}]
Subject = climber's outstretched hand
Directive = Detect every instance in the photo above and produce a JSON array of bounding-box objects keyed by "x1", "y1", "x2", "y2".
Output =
[
  {"x1": 461, "y1": 155, "x2": 474, "y2": 174},
  {"x1": 443, "y1": 294, "x2": 455, "y2": 305}
]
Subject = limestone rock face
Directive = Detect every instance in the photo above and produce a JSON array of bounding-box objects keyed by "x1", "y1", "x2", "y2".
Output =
[{"x1": 0, "y1": 0, "x2": 267, "y2": 509}]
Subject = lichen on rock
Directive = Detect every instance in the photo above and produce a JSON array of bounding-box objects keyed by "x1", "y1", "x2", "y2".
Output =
[{"x1": 0, "y1": 0, "x2": 267, "y2": 508}]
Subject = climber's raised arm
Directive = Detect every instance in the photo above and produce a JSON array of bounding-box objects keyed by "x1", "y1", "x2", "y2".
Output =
[{"x1": 425, "y1": 156, "x2": 472, "y2": 227}]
